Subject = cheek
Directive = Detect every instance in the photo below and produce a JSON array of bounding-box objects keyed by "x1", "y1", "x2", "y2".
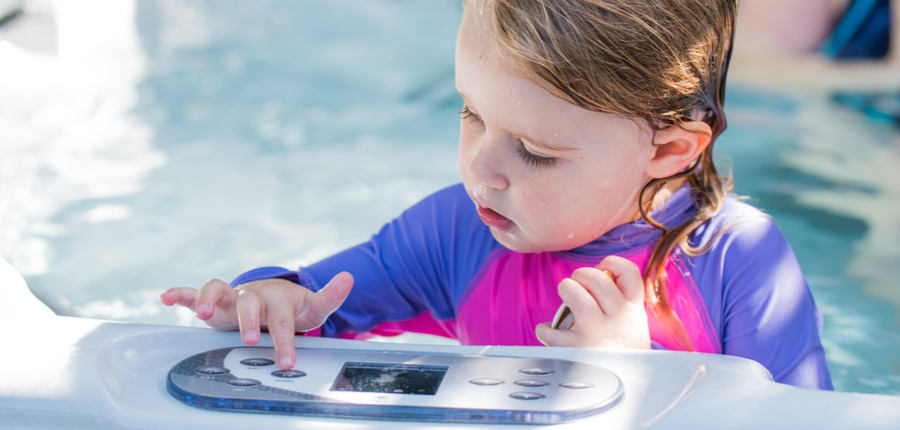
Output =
[
  {"x1": 457, "y1": 125, "x2": 472, "y2": 173},
  {"x1": 518, "y1": 179, "x2": 575, "y2": 226}
]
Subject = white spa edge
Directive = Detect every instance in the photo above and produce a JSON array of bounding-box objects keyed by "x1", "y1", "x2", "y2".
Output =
[{"x1": 1, "y1": 257, "x2": 899, "y2": 430}]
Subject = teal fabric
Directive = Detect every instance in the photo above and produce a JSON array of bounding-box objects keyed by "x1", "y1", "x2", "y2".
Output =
[{"x1": 821, "y1": 0, "x2": 891, "y2": 59}]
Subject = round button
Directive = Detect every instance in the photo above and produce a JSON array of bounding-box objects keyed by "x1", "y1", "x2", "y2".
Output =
[
  {"x1": 519, "y1": 367, "x2": 554, "y2": 375},
  {"x1": 271, "y1": 370, "x2": 306, "y2": 378},
  {"x1": 240, "y1": 358, "x2": 275, "y2": 366},
  {"x1": 195, "y1": 365, "x2": 228, "y2": 375},
  {"x1": 469, "y1": 378, "x2": 504, "y2": 386},
  {"x1": 509, "y1": 392, "x2": 545, "y2": 400},
  {"x1": 515, "y1": 379, "x2": 550, "y2": 387},
  {"x1": 227, "y1": 378, "x2": 260, "y2": 387},
  {"x1": 560, "y1": 382, "x2": 593, "y2": 389}
]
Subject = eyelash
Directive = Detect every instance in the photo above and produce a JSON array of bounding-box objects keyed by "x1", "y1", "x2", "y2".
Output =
[
  {"x1": 459, "y1": 104, "x2": 479, "y2": 121},
  {"x1": 517, "y1": 145, "x2": 557, "y2": 168},
  {"x1": 460, "y1": 103, "x2": 557, "y2": 169}
]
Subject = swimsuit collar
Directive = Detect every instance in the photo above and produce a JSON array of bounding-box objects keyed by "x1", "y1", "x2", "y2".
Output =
[{"x1": 560, "y1": 183, "x2": 698, "y2": 256}]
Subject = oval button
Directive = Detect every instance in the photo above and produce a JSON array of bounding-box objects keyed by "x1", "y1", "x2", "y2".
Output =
[
  {"x1": 227, "y1": 378, "x2": 260, "y2": 387},
  {"x1": 240, "y1": 358, "x2": 275, "y2": 366},
  {"x1": 560, "y1": 382, "x2": 593, "y2": 389},
  {"x1": 195, "y1": 365, "x2": 228, "y2": 375},
  {"x1": 519, "y1": 367, "x2": 554, "y2": 375},
  {"x1": 509, "y1": 392, "x2": 545, "y2": 400},
  {"x1": 515, "y1": 379, "x2": 550, "y2": 388},
  {"x1": 271, "y1": 370, "x2": 307, "y2": 378},
  {"x1": 469, "y1": 378, "x2": 504, "y2": 386}
]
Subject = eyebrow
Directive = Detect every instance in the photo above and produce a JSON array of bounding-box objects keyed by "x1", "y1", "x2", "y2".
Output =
[{"x1": 458, "y1": 91, "x2": 578, "y2": 152}]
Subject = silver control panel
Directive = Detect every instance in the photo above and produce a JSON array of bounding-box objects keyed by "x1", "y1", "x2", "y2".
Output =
[{"x1": 167, "y1": 347, "x2": 623, "y2": 424}]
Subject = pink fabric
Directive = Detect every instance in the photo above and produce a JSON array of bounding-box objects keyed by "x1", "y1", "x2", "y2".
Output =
[
  {"x1": 332, "y1": 311, "x2": 459, "y2": 340},
  {"x1": 300, "y1": 327, "x2": 323, "y2": 337},
  {"x1": 362, "y1": 312, "x2": 459, "y2": 339},
  {"x1": 455, "y1": 244, "x2": 721, "y2": 353}
]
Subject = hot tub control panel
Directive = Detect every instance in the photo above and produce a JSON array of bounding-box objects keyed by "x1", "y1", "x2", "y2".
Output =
[{"x1": 166, "y1": 347, "x2": 623, "y2": 424}]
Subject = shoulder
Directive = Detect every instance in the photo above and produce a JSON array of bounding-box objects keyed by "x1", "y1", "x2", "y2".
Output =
[
  {"x1": 403, "y1": 183, "x2": 472, "y2": 218},
  {"x1": 689, "y1": 195, "x2": 810, "y2": 316},
  {"x1": 397, "y1": 183, "x2": 485, "y2": 236},
  {"x1": 687, "y1": 195, "x2": 805, "y2": 302},
  {"x1": 692, "y1": 195, "x2": 785, "y2": 254},
  {"x1": 388, "y1": 182, "x2": 502, "y2": 262}
]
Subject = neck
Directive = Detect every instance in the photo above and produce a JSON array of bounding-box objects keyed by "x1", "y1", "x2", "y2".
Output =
[{"x1": 630, "y1": 178, "x2": 687, "y2": 223}]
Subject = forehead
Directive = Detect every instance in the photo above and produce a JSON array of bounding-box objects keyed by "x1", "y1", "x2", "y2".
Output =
[
  {"x1": 455, "y1": 4, "x2": 643, "y2": 147},
  {"x1": 455, "y1": 1, "x2": 529, "y2": 93}
]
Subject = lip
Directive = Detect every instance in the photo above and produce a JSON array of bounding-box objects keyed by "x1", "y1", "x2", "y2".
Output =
[{"x1": 475, "y1": 202, "x2": 514, "y2": 231}]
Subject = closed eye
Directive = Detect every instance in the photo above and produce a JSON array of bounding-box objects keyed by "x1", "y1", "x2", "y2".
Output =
[
  {"x1": 460, "y1": 103, "x2": 481, "y2": 122},
  {"x1": 462, "y1": 102, "x2": 556, "y2": 168},
  {"x1": 517, "y1": 141, "x2": 557, "y2": 168}
]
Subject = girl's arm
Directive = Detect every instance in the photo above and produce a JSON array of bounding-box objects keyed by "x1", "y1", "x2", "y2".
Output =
[
  {"x1": 233, "y1": 184, "x2": 499, "y2": 338},
  {"x1": 164, "y1": 184, "x2": 499, "y2": 367},
  {"x1": 702, "y1": 213, "x2": 834, "y2": 389}
]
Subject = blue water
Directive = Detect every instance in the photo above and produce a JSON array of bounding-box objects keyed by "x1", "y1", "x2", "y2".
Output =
[{"x1": 3, "y1": 0, "x2": 898, "y2": 395}]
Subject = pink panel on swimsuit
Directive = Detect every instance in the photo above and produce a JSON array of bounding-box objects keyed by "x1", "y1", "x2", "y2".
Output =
[
  {"x1": 455, "y1": 245, "x2": 721, "y2": 353},
  {"x1": 329, "y1": 311, "x2": 459, "y2": 341}
]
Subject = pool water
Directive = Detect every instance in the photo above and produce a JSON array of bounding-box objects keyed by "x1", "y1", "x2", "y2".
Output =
[{"x1": 2, "y1": 0, "x2": 898, "y2": 395}]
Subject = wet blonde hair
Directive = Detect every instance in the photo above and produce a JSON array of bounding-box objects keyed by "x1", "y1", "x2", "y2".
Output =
[{"x1": 481, "y1": 0, "x2": 739, "y2": 350}]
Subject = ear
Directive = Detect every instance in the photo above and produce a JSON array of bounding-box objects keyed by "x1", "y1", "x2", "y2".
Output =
[{"x1": 644, "y1": 121, "x2": 712, "y2": 179}]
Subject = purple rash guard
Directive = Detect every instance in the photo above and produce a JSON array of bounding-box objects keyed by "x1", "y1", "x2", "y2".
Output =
[{"x1": 233, "y1": 183, "x2": 833, "y2": 390}]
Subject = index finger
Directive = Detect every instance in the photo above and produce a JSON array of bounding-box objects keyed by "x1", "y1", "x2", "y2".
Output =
[{"x1": 265, "y1": 299, "x2": 297, "y2": 370}]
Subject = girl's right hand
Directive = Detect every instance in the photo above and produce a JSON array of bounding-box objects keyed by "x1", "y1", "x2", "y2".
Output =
[{"x1": 159, "y1": 272, "x2": 353, "y2": 370}]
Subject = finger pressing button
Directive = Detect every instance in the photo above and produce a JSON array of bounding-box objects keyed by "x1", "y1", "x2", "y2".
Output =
[{"x1": 271, "y1": 370, "x2": 307, "y2": 378}]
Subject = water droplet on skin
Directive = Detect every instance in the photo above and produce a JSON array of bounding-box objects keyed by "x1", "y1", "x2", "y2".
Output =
[
  {"x1": 553, "y1": 132, "x2": 559, "y2": 138},
  {"x1": 517, "y1": 101, "x2": 523, "y2": 106},
  {"x1": 567, "y1": 232, "x2": 574, "y2": 239},
  {"x1": 539, "y1": 202, "x2": 546, "y2": 207}
]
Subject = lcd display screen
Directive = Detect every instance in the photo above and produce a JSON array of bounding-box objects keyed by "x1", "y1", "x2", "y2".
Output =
[{"x1": 331, "y1": 362, "x2": 449, "y2": 395}]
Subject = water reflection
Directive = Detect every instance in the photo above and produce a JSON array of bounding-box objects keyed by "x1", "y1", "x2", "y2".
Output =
[{"x1": 2, "y1": 0, "x2": 898, "y2": 396}]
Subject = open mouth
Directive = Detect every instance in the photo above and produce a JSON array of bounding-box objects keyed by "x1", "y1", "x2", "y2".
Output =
[{"x1": 476, "y1": 203, "x2": 513, "y2": 231}]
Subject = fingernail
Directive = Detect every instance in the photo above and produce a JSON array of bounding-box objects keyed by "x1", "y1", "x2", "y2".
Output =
[
  {"x1": 197, "y1": 303, "x2": 211, "y2": 314},
  {"x1": 244, "y1": 331, "x2": 258, "y2": 341}
]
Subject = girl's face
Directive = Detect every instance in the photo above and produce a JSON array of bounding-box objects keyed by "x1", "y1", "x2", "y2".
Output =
[{"x1": 455, "y1": 4, "x2": 658, "y2": 253}]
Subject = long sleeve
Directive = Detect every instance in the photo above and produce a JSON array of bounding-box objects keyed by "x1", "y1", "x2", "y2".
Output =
[
  {"x1": 231, "y1": 184, "x2": 503, "y2": 339},
  {"x1": 690, "y1": 207, "x2": 833, "y2": 390}
]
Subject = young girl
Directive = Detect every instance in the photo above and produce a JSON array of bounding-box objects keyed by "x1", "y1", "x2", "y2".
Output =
[{"x1": 161, "y1": 0, "x2": 833, "y2": 390}]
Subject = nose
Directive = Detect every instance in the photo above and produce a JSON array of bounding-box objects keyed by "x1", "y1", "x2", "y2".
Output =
[{"x1": 462, "y1": 133, "x2": 509, "y2": 191}]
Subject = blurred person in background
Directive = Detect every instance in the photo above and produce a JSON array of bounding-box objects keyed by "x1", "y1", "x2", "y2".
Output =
[
  {"x1": 733, "y1": 0, "x2": 900, "y2": 125},
  {"x1": 732, "y1": 0, "x2": 899, "y2": 95}
]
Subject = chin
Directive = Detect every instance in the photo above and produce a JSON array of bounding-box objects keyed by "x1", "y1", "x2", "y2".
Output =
[{"x1": 489, "y1": 229, "x2": 545, "y2": 254}]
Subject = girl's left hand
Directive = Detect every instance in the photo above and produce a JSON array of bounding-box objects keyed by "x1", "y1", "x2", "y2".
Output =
[{"x1": 535, "y1": 256, "x2": 651, "y2": 349}]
